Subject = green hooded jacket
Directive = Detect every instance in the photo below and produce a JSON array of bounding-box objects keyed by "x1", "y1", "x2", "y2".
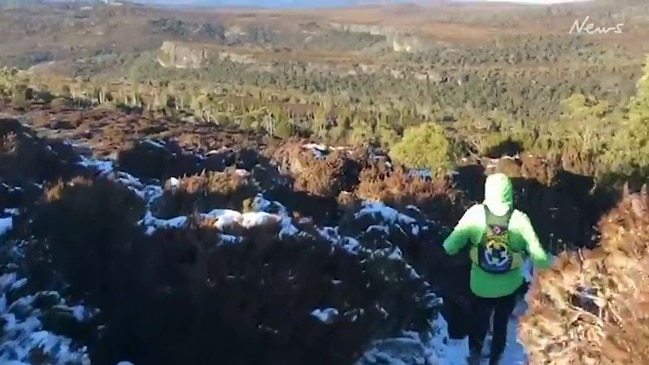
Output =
[{"x1": 443, "y1": 173, "x2": 552, "y2": 298}]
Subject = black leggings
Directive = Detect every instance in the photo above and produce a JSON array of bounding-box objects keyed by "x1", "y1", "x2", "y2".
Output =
[{"x1": 468, "y1": 285, "x2": 523, "y2": 360}]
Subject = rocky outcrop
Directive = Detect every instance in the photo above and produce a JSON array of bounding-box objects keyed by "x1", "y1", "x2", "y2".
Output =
[
  {"x1": 157, "y1": 40, "x2": 218, "y2": 69},
  {"x1": 391, "y1": 33, "x2": 429, "y2": 53},
  {"x1": 327, "y1": 22, "x2": 430, "y2": 53},
  {"x1": 328, "y1": 22, "x2": 398, "y2": 36},
  {"x1": 155, "y1": 39, "x2": 440, "y2": 80},
  {"x1": 157, "y1": 41, "x2": 260, "y2": 69}
]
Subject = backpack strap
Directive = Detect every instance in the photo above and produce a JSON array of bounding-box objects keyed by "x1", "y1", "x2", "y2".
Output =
[
  {"x1": 469, "y1": 204, "x2": 526, "y2": 272},
  {"x1": 484, "y1": 205, "x2": 529, "y2": 256}
]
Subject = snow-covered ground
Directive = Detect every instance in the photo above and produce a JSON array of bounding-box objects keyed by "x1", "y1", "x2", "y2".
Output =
[
  {"x1": 355, "y1": 303, "x2": 528, "y2": 365},
  {"x1": 355, "y1": 287, "x2": 530, "y2": 365},
  {"x1": 357, "y1": 256, "x2": 537, "y2": 365},
  {"x1": 0, "y1": 138, "x2": 536, "y2": 365},
  {"x1": 0, "y1": 271, "x2": 92, "y2": 365}
]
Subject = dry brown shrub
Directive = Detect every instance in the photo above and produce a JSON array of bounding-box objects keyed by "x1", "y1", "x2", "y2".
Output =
[
  {"x1": 0, "y1": 118, "x2": 79, "y2": 185},
  {"x1": 88, "y1": 215, "x2": 434, "y2": 365},
  {"x1": 116, "y1": 139, "x2": 201, "y2": 181},
  {"x1": 557, "y1": 145, "x2": 599, "y2": 177},
  {"x1": 13, "y1": 166, "x2": 435, "y2": 365},
  {"x1": 355, "y1": 165, "x2": 467, "y2": 227},
  {"x1": 200, "y1": 147, "x2": 269, "y2": 172},
  {"x1": 520, "y1": 185, "x2": 649, "y2": 365},
  {"x1": 494, "y1": 157, "x2": 523, "y2": 177},
  {"x1": 264, "y1": 184, "x2": 341, "y2": 226},
  {"x1": 295, "y1": 149, "x2": 358, "y2": 197},
  {"x1": 172, "y1": 124, "x2": 270, "y2": 153},
  {"x1": 153, "y1": 168, "x2": 259, "y2": 219},
  {"x1": 272, "y1": 141, "x2": 360, "y2": 197},
  {"x1": 477, "y1": 154, "x2": 559, "y2": 187},
  {"x1": 337, "y1": 191, "x2": 362, "y2": 214},
  {"x1": 18, "y1": 175, "x2": 146, "y2": 300},
  {"x1": 520, "y1": 154, "x2": 558, "y2": 186},
  {"x1": 22, "y1": 102, "x2": 272, "y2": 158}
]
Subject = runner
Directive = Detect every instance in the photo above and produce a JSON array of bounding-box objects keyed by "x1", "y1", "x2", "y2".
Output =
[{"x1": 442, "y1": 173, "x2": 552, "y2": 365}]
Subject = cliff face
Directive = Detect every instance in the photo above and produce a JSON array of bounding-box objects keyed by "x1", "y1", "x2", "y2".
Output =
[
  {"x1": 156, "y1": 41, "x2": 260, "y2": 69},
  {"x1": 391, "y1": 34, "x2": 427, "y2": 53},
  {"x1": 328, "y1": 22, "x2": 430, "y2": 53},
  {"x1": 157, "y1": 23, "x2": 429, "y2": 68},
  {"x1": 157, "y1": 40, "x2": 217, "y2": 69},
  {"x1": 154, "y1": 39, "x2": 446, "y2": 83}
]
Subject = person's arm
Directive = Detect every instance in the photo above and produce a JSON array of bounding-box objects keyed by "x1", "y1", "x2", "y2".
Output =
[
  {"x1": 443, "y1": 205, "x2": 482, "y2": 255},
  {"x1": 514, "y1": 211, "x2": 552, "y2": 269}
]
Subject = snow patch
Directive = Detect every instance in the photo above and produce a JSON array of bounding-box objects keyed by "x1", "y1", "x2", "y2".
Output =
[
  {"x1": 355, "y1": 202, "x2": 416, "y2": 225},
  {"x1": 355, "y1": 202, "x2": 420, "y2": 236},
  {"x1": 0, "y1": 273, "x2": 92, "y2": 365},
  {"x1": 358, "y1": 303, "x2": 529, "y2": 365},
  {"x1": 0, "y1": 216, "x2": 13, "y2": 236},
  {"x1": 311, "y1": 308, "x2": 339, "y2": 323}
]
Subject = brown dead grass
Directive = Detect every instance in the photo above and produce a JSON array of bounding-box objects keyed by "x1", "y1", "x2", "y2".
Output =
[
  {"x1": 11, "y1": 101, "x2": 617, "y2": 254},
  {"x1": 355, "y1": 165, "x2": 467, "y2": 228},
  {"x1": 9, "y1": 102, "x2": 269, "y2": 159},
  {"x1": 153, "y1": 169, "x2": 259, "y2": 219},
  {"x1": 270, "y1": 140, "x2": 361, "y2": 198},
  {"x1": 0, "y1": 118, "x2": 80, "y2": 185},
  {"x1": 520, "y1": 185, "x2": 649, "y2": 364}
]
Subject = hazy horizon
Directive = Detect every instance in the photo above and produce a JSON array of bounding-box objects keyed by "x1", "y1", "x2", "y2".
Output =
[{"x1": 108, "y1": 0, "x2": 595, "y2": 8}]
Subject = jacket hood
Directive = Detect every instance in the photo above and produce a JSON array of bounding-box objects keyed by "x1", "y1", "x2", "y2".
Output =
[{"x1": 484, "y1": 173, "x2": 513, "y2": 216}]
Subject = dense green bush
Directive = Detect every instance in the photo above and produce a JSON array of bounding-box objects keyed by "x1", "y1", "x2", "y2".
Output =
[{"x1": 389, "y1": 122, "x2": 453, "y2": 172}]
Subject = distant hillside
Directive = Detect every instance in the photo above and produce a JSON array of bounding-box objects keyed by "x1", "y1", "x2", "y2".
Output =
[
  {"x1": 0, "y1": 0, "x2": 43, "y2": 8},
  {"x1": 129, "y1": 0, "x2": 417, "y2": 8},
  {"x1": 91, "y1": 0, "x2": 594, "y2": 8},
  {"x1": 10, "y1": 0, "x2": 612, "y2": 9}
]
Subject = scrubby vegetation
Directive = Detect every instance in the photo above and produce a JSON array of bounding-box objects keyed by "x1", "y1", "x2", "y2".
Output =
[
  {"x1": 0, "y1": 77, "x2": 645, "y2": 363},
  {"x1": 1, "y1": 117, "x2": 444, "y2": 365},
  {"x1": 520, "y1": 186, "x2": 649, "y2": 364},
  {"x1": 0, "y1": 0, "x2": 648, "y2": 364}
]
